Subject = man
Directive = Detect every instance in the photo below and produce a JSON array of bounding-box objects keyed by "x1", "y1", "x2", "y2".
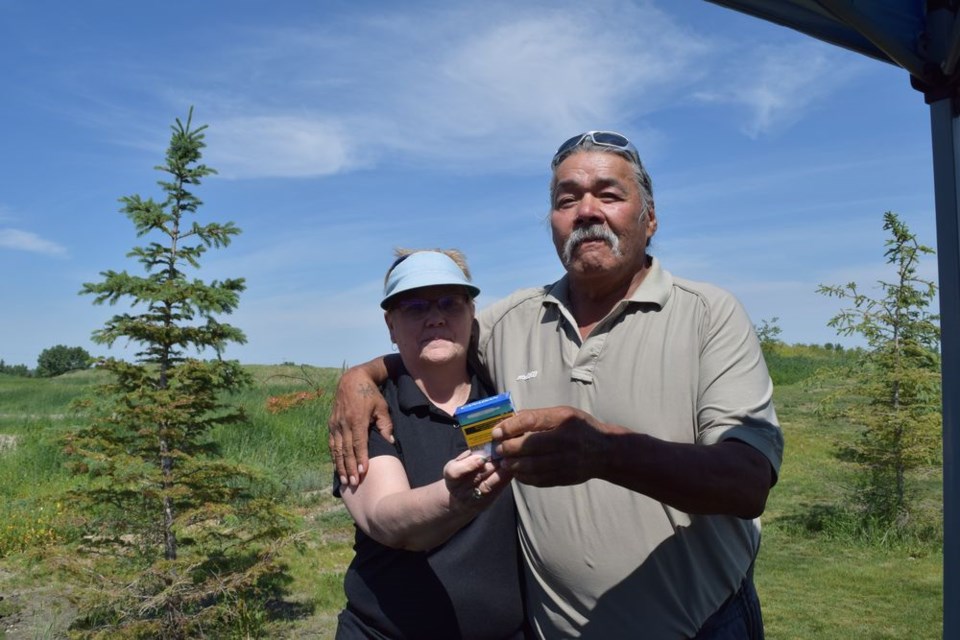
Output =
[{"x1": 329, "y1": 131, "x2": 784, "y2": 639}]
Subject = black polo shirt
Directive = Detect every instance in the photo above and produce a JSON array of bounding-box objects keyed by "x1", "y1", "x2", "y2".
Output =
[{"x1": 334, "y1": 367, "x2": 526, "y2": 640}]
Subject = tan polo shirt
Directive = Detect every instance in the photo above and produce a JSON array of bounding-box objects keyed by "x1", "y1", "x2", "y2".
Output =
[{"x1": 477, "y1": 258, "x2": 784, "y2": 639}]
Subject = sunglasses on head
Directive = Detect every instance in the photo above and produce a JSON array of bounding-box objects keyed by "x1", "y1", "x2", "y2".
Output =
[
  {"x1": 393, "y1": 295, "x2": 469, "y2": 320},
  {"x1": 551, "y1": 131, "x2": 641, "y2": 169}
]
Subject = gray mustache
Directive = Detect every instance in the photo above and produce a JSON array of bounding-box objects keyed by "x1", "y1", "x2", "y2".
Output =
[{"x1": 561, "y1": 225, "x2": 621, "y2": 265}]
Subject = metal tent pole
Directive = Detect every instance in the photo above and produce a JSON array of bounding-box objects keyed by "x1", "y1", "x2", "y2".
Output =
[{"x1": 928, "y1": 96, "x2": 960, "y2": 640}]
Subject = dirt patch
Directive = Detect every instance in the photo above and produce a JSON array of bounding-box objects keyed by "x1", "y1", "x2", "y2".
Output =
[
  {"x1": 0, "y1": 434, "x2": 17, "y2": 453},
  {"x1": 0, "y1": 585, "x2": 76, "y2": 639}
]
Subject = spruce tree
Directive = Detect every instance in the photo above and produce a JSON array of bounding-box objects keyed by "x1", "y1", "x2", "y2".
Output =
[
  {"x1": 818, "y1": 211, "x2": 942, "y2": 535},
  {"x1": 65, "y1": 109, "x2": 292, "y2": 638}
]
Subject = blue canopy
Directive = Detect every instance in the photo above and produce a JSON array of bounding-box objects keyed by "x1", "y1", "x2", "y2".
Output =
[{"x1": 706, "y1": 2, "x2": 957, "y2": 638}]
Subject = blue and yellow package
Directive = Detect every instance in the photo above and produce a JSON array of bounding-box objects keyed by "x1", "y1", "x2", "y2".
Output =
[{"x1": 454, "y1": 392, "x2": 516, "y2": 459}]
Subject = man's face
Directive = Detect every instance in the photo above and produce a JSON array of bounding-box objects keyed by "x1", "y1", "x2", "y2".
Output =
[{"x1": 550, "y1": 151, "x2": 657, "y2": 280}]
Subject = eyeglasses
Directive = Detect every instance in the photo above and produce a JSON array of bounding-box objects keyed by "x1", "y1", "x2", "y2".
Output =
[
  {"x1": 393, "y1": 295, "x2": 469, "y2": 320},
  {"x1": 551, "y1": 131, "x2": 641, "y2": 169}
]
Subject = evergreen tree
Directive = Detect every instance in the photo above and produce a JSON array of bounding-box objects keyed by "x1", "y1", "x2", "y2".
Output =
[
  {"x1": 65, "y1": 109, "x2": 292, "y2": 638},
  {"x1": 818, "y1": 211, "x2": 942, "y2": 534}
]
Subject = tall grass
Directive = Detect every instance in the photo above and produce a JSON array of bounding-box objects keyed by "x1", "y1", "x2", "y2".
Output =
[
  {"x1": 761, "y1": 343, "x2": 860, "y2": 386},
  {"x1": 0, "y1": 372, "x2": 86, "y2": 558},
  {"x1": 215, "y1": 365, "x2": 337, "y2": 497},
  {"x1": 0, "y1": 421, "x2": 76, "y2": 557},
  {"x1": 0, "y1": 370, "x2": 101, "y2": 425}
]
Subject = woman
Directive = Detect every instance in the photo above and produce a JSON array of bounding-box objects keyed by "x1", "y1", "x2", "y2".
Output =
[{"x1": 334, "y1": 249, "x2": 526, "y2": 640}]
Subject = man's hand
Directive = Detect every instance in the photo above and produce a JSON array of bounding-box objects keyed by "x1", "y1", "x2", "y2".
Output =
[
  {"x1": 492, "y1": 406, "x2": 620, "y2": 486},
  {"x1": 328, "y1": 362, "x2": 393, "y2": 487}
]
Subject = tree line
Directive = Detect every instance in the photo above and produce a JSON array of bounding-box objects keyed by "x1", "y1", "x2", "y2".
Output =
[{"x1": 0, "y1": 344, "x2": 92, "y2": 378}]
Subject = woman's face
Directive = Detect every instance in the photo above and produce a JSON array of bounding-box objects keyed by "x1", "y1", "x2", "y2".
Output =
[{"x1": 385, "y1": 285, "x2": 475, "y2": 373}]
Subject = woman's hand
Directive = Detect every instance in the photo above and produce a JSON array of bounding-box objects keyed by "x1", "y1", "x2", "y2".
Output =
[{"x1": 443, "y1": 450, "x2": 513, "y2": 511}]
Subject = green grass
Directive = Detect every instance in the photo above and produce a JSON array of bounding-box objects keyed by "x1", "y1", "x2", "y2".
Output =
[
  {"x1": 760, "y1": 530, "x2": 941, "y2": 638},
  {"x1": 219, "y1": 365, "x2": 338, "y2": 496},
  {"x1": 762, "y1": 342, "x2": 860, "y2": 386},
  {"x1": 757, "y1": 375, "x2": 942, "y2": 638},
  {"x1": 0, "y1": 351, "x2": 944, "y2": 638},
  {"x1": 0, "y1": 370, "x2": 101, "y2": 426}
]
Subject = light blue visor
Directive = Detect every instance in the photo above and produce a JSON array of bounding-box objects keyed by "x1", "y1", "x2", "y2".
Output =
[{"x1": 381, "y1": 251, "x2": 480, "y2": 309}]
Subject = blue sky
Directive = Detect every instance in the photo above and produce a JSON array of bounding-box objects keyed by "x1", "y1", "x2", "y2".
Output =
[{"x1": 0, "y1": 0, "x2": 938, "y2": 367}]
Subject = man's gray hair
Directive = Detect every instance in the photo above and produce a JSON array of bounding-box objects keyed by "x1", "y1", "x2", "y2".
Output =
[{"x1": 549, "y1": 140, "x2": 655, "y2": 218}]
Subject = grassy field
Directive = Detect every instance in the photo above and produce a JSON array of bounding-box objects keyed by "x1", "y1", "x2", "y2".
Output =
[
  {"x1": 757, "y1": 381, "x2": 942, "y2": 639},
  {"x1": 0, "y1": 352, "x2": 944, "y2": 638}
]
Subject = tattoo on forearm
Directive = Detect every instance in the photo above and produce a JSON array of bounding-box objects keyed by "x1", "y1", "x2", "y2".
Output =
[{"x1": 358, "y1": 383, "x2": 376, "y2": 398}]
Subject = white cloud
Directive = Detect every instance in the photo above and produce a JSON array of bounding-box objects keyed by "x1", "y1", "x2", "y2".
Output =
[
  {"x1": 205, "y1": 116, "x2": 370, "y2": 179},
  {"x1": 695, "y1": 41, "x2": 865, "y2": 138},
  {"x1": 0, "y1": 228, "x2": 68, "y2": 257},
  {"x1": 400, "y1": 4, "x2": 709, "y2": 151},
  {"x1": 25, "y1": 1, "x2": 864, "y2": 177},
  {"x1": 140, "y1": 0, "x2": 717, "y2": 178}
]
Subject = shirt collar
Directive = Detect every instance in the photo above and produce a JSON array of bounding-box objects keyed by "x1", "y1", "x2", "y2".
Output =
[
  {"x1": 544, "y1": 256, "x2": 673, "y2": 310},
  {"x1": 394, "y1": 362, "x2": 485, "y2": 414}
]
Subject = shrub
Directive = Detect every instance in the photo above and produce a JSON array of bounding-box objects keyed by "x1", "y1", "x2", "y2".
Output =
[{"x1": 35, "y1": 345, "x2": 91, "y2": 377}]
